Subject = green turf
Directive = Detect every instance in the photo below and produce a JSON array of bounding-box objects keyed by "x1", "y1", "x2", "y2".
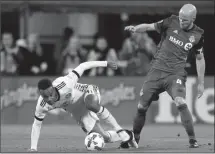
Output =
[{"x1": 1, "y1": 124, "x2": 214, "y2": 153}]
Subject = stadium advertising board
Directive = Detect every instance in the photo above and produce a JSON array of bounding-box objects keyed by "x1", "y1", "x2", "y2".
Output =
[{"x1": 1, "y1": 76, "x2": 214, "y2": 124}]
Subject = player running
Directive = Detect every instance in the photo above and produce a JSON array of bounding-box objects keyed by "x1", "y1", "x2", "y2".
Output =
[
  {"x1": 122, "y1": 3, "x2": 205, "y2": 148},
  {"x1": 29, "y1": 61, "x2": 138, "y2": 152}
]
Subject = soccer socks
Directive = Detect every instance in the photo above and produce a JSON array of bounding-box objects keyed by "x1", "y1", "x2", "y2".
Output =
[
  {"x1": 106, "y1": 130, "x2": 131, "y2": 143},
  {"x1": 97, "y1": 106, "x2": 130, "y2": 142},
  {"x1": 177, "y1": 104, "x2": 196, "y2": 140},
  {"x1": 132, "y1": 109, "x2": 146, "y2": 143},
  {"x1": 97, "y1": 106, "x2": 122, "y2": 131},
  {"x1": 105, "y1": 130, "x2": 121, "y2": 142}
]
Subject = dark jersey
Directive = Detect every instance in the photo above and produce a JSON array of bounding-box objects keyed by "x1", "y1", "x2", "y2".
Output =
[{"x1": 153, "y1": 15, "x2": 204, "y2": 74}]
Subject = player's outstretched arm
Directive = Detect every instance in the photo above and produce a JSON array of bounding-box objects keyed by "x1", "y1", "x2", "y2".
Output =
[
  {"x1": 125, "y1": 23, "x2": 156, "y2": 33},
  {"x1": 66, "y1": 61, "x2": 117, "y2": 84},
  {"x1": 29, "y1": 100, "x2": 47, "y2": 152},
  {"x1": 125, "y1": 15, "x2": 174, "y2": 34},
  {"x1": 72, "y1": 61, "x2": 117, "y2": 77}
]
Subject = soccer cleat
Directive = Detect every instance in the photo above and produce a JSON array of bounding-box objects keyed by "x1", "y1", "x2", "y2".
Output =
[
  {"x1": 117, "y1": 129, "x2": 130, "y2": 149},
  {"x1": 118, "y1": 130, "x2": 138, "y2": 149},
  {"x1": 189, "y1": 139, "x2": 199, "y2": 148},
  {"x1": 127, "y1": 130, "x2": 139, "y2": 148},
  {"x1": 119, "y1": 141, "x2": 129, "y2": 149}
]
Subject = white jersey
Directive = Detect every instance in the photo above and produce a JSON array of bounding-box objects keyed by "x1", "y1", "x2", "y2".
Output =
[
  {"x1": 34, "y1": 71, "x2": 100, "y2": 123},
  {"x1": 31, "y1": 61, "x2": 108, "y2": 150}
]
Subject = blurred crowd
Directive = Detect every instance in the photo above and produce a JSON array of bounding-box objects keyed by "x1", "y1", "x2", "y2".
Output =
[
  {"x1": 1, "y1": 26, "x2": 192, "y2": 77},
  {"x1": 1, "y1": 32, "x2": 48, "y2": 76}
]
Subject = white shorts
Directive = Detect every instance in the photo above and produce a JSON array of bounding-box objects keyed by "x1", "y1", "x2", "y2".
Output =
[
  {"x1": 84, "y1": 85, "x2": 101, "y2": 103},
  {"x1": 80, "y1": 85, "x2": 101, "y2": 133}
]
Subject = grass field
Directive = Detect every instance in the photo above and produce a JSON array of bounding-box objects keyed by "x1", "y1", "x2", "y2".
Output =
[{"x1": 1, "y1": 124, "x2": 214, "y2": 153}]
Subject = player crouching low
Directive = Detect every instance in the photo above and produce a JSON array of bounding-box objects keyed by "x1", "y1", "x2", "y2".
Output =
[{"x1": 28, "y1": 61, "x2": 138, "y2": 152}]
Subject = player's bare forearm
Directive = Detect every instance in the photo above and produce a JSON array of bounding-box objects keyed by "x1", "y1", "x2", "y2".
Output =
[
  {"x1": 135, "y1": 23, "x2": 156, "y2": 32},
  {"x1": 196, "y1": 54, "x2": 205, "y2": 84},
  {"x1": 125, "y1": 23, "x2": 156, "y2": 33}
]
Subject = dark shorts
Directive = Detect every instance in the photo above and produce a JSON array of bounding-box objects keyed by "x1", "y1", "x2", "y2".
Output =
[{"x1": 140, "y1": 68, "x2": 186, "y2": 106}]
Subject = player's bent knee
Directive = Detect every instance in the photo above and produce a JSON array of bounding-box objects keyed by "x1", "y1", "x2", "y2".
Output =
[
  {"x1": 177, "y1": 103, "x2": 188, "y2": 111},
  {"x1": 174, "y1": 97, "x2": 186, "y2": 107},
  {"x1": 137, "y1": 103, "x2": 148, "y2": 114},
  {"x1": 85, "y1": 94, "x2": 100, "y2": 112}
]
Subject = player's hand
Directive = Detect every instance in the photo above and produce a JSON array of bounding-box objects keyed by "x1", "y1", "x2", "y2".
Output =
[
  {"x1": 124, "y1": 25, "x2": 136, "y2": 33},
  {"x1": 27, "y1": 149, "x2": 37, "y2": 152},
  {"x1": 197, "y1": 82, "x2": 204, "y2": 98},
  {"x1": 107, "y1": 61, "x2": 118, "y2": 70}
]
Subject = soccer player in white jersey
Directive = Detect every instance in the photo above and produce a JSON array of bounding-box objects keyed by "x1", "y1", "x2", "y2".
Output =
[{"x1": 28, "y1": 61, "x2": 138, "y2": 152}]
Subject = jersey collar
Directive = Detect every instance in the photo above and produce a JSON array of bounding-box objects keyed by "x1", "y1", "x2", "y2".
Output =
[{"x1": 184, "y1": 24, "x2": 195, "y2": 32}]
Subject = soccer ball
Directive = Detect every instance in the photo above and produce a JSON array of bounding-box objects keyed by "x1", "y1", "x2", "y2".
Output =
[{"x1": 84, "y1": 132, "x2": 105, "y2": 151}]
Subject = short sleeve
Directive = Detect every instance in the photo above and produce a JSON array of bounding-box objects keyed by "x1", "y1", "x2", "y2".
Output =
[
  {"x1": 66, "y1": 70, "x2": 80, "y2": 85},
  {"x1": 154, "y1": 15, "x2": 173, "y2": 33},
  {"x1": 193, "y1": 34, "x2": 204, "y2": 55}
]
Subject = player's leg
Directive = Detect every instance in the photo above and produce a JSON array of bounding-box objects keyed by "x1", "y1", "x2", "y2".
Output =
[
  {"x1": 84, "y1": 85, "x2": 124, "y2": 131},
  {"x1": 80, "y1": 111, "x2": 132, "y2": 144},
  {"x1": 120, "y1": 69, "x2": 162, "y2": 149},
  {"x1": 133, "y1": 84, "x2": 159, "y2": 143},
  {"x1": 165, "y1": 75, "x2": 199, "y2": 148},
  {"x1": 80, "y1": 113, "x2": 113, "y2": 143},
  {"x1": 90, "y1": 121, "x2": 123, "y2": 143},
  {"x1": 133, "y1": 69, "x2": 163, "y2": 142},
  {"x1": 84, "y1": 85, "x2": 135, "y2": 145}
]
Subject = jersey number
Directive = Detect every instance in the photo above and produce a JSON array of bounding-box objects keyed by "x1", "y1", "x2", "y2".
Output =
[{"x1": 176, "y1": 79, "x2": 182, "y2": 84}]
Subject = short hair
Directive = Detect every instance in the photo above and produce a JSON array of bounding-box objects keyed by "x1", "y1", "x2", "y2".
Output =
[{"x1": 37, "y1": 78, "x2": 52, "y2": 90}]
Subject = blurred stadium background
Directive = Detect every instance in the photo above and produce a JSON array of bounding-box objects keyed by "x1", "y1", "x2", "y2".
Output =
[{"x1": 1, "y1": 0, "x2": 214, "y2": 153}]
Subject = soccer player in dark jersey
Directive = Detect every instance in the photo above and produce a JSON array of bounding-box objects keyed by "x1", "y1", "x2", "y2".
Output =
[{"x1": 121, "y1": 4, "x2": 205, "y2": 148}]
